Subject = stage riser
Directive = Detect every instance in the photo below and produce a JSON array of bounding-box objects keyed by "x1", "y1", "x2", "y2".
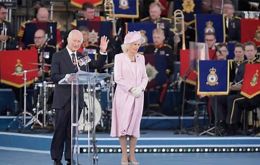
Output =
[{"x1": 1, "y1": 132, "x2": 260, "y2": 154}]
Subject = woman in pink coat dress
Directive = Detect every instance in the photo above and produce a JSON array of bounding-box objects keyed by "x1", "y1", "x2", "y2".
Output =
[{"x1": 110, "y1": 31, "x2": 148, "y2": 165}]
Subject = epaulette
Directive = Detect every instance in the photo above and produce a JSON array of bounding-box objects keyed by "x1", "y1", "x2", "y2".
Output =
[
  {"x1": 242, "y1": 59, "x2": 248, "y2": 64},
  {"x1": 228, "y1": 59, "x2": 234, "y2": 63},
  {"x1": 56, "y1": 22, "x2": 62, "y2": 30},
  {"x1": 164, "y1": 44, "x2": 172, "y2": 49},
  {"x1": 71, "y1": 19, "x2": 77, "y2": 27},
  {"x1": 27, "y1": 44, "x2": 36, "y2": 48},
  {"x1": 47, "y1": 44, "x2": 56, "y2": 49},
  {"x1": 21, "y1": 20, "x2": 31, "y2": 28},
  {"x1": 3, "y1": 20, "x2": 10, "y2": 23},
  {"x1": 234, "y1": 16, "x2": 241, "y2": 20},
  {"x1": 228, "y1": 59, "x2": 234, "y2": 69},
  {"x1": 161, "y1": 17, "x2": 172, "y2": 22},
  {"x1": 140, "y1": 17, "x2": 149, "y2": 22},
  {"x1": 18, "y1": 20, "x2": 30, "y2": 38}
]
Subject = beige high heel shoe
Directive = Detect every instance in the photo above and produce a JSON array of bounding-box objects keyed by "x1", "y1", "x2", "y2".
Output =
[
  {"x1": 121, "y1": 158, "x2": 129, "y2": 165},
  {"x1": 129, "y1": 160, "x2": 139, "y2": 165}
]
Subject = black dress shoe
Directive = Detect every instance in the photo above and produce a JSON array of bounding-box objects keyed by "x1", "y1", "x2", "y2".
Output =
[
  {"x1": 53, "y1": 160, "x2": 62, "y2": 165},
  {"x1": 66, "y1": 159, "x2": 76, "y2": 165}
]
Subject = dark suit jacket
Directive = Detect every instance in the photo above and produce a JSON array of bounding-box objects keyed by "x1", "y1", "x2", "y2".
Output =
[{"x1": 51, "y1": 48, "x2": 106, "y2": 109}]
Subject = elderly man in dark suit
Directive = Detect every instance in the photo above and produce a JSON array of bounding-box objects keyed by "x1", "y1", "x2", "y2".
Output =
[{"x1": 50, "y1": 29, "x2": 109, "y2": 165}]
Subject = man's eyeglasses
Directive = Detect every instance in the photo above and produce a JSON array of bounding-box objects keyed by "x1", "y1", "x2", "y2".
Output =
[
  {"x1": 34, "y1": 36, "x2": 45, "y2": 39},
  {"x1": 205, "y1": 39, "x2": 215, "y2": 42}
]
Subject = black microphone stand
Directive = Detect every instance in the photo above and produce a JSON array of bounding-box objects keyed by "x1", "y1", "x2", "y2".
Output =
[{"x1": 175, "y1": 67, "x2": 193, "y2": 134}]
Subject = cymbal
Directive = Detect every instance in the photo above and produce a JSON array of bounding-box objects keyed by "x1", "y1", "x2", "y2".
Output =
[
  {"x1": 103, "y1": 63, "x2": 114, "y2": 69},
  {"x1": 30, "y1": 63, "x2": 51, "y2": 67}
]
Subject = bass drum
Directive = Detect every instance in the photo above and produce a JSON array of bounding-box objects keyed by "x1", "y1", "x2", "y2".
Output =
[{"x1": 78, "y1": 93, "x2": 102, "y2": 132}]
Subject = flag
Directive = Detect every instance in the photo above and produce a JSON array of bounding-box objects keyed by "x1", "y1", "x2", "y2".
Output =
[
  {"x1": 195, "y1": 14, "x2": 225, "y2": 43},
  {"x1": 173, "y1": 0, "x2": 202, "y2": 25},
  {"x1": 23, "y1": 22, "x2": 57, "y2": 48},
  {"x1": 113, "y1": 0, "x2": 139, "y2": 18},
  {"x1": 0, "y1": 50, "x2": 38, "y2": 88},
  {"x1": 180, "y1": 49, "x2": 197, "y2": 85},
  {"x1": 70, "y1": 0, "x2": 103, "y2": 8},
  {"x1": 77, "y1": 20, "x2": 113, "y2": 45},
  {"x1": 241, "y1": 19, "x2": 260, "y2": 47},
  {"x1": 241, "y1": 64, "x2": 260, "y2": 99},
  {"x1": 197, "y1": 60, "x2": 229, "y2": 95},
  {"x1": 126, "y1": 22, "x2": 157, "y2": 44}
]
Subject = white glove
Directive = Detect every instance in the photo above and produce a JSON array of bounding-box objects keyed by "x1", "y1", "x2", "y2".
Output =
[{"x1": 130, "y1": 86, "x2": 143, "y2": 98}]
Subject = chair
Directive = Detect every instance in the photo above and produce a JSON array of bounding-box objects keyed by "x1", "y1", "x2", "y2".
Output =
[{"x1": 242, "y1": 107, "x2": 259, "y2": 135}]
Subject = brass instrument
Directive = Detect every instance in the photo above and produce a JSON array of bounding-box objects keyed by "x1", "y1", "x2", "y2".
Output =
[
  {"x1": 171, "y1": 9, "x2": 186, "y2": 50},
  {"x1": 0, "y1": 4, "x2": 13, "y2": 51},
  {"x1": 104, "y1": 0, "x2": 117, "y2": 37},
  {"x1": 50, "y1": 1, "x2": 54, "y2": 21},
  {"x1": 0, "y1": 22, "x2": 7, "y2": 50}
]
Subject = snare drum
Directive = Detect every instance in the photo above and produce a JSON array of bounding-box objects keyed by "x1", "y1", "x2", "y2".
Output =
[{"x1": 78, "y1": 93, "x2": 102, "y2": 132}]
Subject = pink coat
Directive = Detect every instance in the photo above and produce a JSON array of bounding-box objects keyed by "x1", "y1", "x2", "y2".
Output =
[{"x1": 110, "y1": 53, "x2": 148, "y2": 138}]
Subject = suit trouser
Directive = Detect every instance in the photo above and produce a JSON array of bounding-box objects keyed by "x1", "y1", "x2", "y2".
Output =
[
  {"x1": 50, "y1": 101, "x2": 82, "y2": 161},
  {"x1": 226, "y1": 94, "x2": 245, "y2": 125}
]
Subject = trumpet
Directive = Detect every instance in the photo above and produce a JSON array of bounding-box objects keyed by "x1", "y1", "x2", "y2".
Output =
[
  {"x1": 171, "y1": 9, "x2": 186, "y2": 50},
  {"x1": 50, "y1": 1, "x2": 54, "y2": 21},
  {"x1": 0, "y1": 22, "x2": 7, "y2": 51}
]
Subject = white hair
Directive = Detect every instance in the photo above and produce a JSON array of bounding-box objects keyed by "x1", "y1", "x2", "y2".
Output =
[
  {"x1": 121, "y1": 43, "x2": 130, "y2": 53},
  {"x1": 68, "y1": 29, "x2": 83, "y2": 43}
]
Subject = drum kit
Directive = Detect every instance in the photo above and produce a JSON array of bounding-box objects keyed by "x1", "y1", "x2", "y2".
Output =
[
  {"x1": 79, "y1": 63, "x2": 115, "y2": 133},
  {"x1": 7, "y1": 61, "x2": 115, "y2": 132}
]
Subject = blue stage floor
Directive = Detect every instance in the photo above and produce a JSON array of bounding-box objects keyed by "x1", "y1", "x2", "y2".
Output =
[
  {"x1": 1, "y1": 116, "x2": 260, "y2": 165},
  {"x1": 1, "y1": 150, "x2": 260, "y2": 165}
]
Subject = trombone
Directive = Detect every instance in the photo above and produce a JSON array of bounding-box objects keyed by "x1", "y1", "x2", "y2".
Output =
[
  {"x1": 171, "y1": 9, "x2": 186, "y2": 51},
  {"x1": 104, "y1": 0, "x2": 117, "y2": 37}
]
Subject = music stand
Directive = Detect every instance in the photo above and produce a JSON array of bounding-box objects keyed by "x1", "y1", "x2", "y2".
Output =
[
  {"x1": 59, "y1": 70, "x2": 110, "y2": 165},
  {"x1": 197, "y1": 60, "x2": 229, "y2": 136}
]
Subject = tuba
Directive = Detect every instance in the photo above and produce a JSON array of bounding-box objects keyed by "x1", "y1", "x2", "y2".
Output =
[
  {"x1": 0, "y1": 22, "x2": 7, "y2": 50},
  {"x1": 171, "y1": 9, "x2": 186, "y2": 52},
  {"x1": 104, "y1": 0, "x2": 117, "y2": 37}
]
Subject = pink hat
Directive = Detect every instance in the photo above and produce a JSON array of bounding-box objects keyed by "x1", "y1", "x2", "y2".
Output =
[{"x1": 123, "y1": 31, "x2": 142, "y2": 44}]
